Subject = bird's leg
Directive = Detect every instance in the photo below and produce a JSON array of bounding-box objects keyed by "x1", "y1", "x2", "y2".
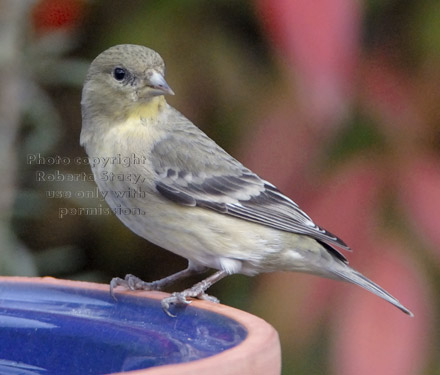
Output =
[
  {"x1": 110, "y1": 264, "x2": 208, "y2": 299},
  {"x1": 161, "y1": 270, "x2": 228, "y2": 317}
]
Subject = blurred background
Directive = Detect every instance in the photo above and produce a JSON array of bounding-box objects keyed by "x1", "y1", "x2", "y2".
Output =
[{"x1": 1, "y1": 0, "x2": 439, "y2": 373}]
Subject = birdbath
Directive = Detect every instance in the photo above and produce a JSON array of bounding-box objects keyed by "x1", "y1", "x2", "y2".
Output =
[{"x1": 0, "y1": 277, "x2": 281, "y2": 375}]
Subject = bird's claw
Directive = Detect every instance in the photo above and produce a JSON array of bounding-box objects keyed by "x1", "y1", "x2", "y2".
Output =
[
  {"x1": 110, "y1": 274, "x2": 158, "y2": 300},
  {"x1": 161, "y1": 292, "x2": 192, "y2": 317},
  {"x1": 110, "y1": 271, "x2": 225, "y2": 318},
  {"x1": 198, "y1": 293, "x2": 220, "y2": 303},
  {"x1": 160, "y1": 290, "x2": 220, "y2": 317}
]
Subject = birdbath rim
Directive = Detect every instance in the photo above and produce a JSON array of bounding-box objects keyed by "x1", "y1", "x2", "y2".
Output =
[{"x1": 0, "y1": 276, "x2": 281, "y2": 375}]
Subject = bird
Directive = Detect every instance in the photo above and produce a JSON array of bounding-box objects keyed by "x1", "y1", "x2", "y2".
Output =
[{"x1": 80, "y1": 44, "x2": 413, "y2": 317}]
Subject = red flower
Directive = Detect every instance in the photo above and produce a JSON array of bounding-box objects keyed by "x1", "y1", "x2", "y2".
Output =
[{"x1": 32, "y1": 0, "x2": 85, "y2": 35}]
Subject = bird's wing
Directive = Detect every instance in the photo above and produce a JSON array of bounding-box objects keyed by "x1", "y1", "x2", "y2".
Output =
[{"x1": 150, "y1": 123, "x2": 349, "y2": 251}]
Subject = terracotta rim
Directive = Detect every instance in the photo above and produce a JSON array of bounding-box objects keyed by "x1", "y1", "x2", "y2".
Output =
[{"x1": 0, "y1": 276, "x2": 281, "y2": 375}]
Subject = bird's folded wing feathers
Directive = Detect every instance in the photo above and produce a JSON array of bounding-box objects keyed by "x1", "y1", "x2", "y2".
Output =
[{"x1": 151, "y1": 126, "x2": 349, "y2": 251}]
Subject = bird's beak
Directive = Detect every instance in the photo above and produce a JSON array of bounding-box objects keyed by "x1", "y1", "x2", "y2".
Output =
[{"x1": 147, "y1": 70, "x2": 175, "y2": 96}]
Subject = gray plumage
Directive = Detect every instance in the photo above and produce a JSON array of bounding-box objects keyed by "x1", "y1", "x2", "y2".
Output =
[{"x1": 81, "y1": 44, "x2": 413, "y2": 317}]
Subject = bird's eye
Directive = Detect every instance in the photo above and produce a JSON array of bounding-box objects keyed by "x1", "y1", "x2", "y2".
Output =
[{"x1": 113, "y1": 67, "x2": 127, "y2": 81}]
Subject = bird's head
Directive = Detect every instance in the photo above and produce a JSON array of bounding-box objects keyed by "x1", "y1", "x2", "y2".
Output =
[{"x1": 81, "y1": 44, "x2": 174, "y2": 126}]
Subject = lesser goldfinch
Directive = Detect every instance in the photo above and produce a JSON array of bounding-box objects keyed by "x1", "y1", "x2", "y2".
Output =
[{"x1": 80, "y1": 44, "x2": 413, "y2": 317}]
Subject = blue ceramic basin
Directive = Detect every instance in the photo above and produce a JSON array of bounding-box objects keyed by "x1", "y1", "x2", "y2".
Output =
[{"x1": 0, "y1": 279, "x2": 247, "y2": 375}]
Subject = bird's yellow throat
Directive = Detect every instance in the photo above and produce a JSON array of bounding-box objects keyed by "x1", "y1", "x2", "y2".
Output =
[{"x1": 127, "y1": 96, "x2": 166, "y2": 121}]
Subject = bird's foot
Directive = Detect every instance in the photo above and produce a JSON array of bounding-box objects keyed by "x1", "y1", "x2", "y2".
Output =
[
  {"x1": 111, "y1": 270, "x2": 226, "y2": 317},
  {"x1": 110, "y1": 274, "x2": 161, "y2": 299},
  {"x1": 161, "y1": 283, "x2": 220, "y2": 318}
]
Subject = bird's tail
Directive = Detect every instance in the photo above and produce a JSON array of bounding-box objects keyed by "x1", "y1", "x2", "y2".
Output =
[{"x1": 330, "y1": 265, "x2": 414, "y2": 317}]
